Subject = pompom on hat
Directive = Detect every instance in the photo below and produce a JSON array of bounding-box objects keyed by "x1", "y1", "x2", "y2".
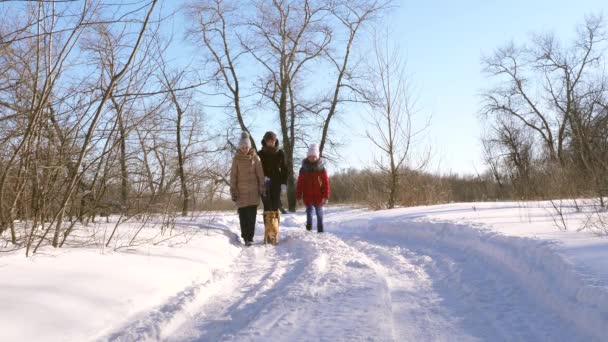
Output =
[{"x1": 238, "y1": 131, "x2": 251, "y2": 148}]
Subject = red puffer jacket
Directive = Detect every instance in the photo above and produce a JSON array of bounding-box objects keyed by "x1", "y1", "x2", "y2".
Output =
[{"x1": 296, "y1": 158, "x2": 330, "y2": 206}]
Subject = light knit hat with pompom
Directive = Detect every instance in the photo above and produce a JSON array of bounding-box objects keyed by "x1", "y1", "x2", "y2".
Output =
[
  {"x1": 238, "y1": 131, "x2": 251, "y2": 148},
  {"x1": 307, "y1": 143, "x2": 319, "y2": 157}
]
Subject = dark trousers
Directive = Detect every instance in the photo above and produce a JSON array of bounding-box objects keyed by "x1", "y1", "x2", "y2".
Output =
[
  {"x1": 238, "y1": 205, "x2": 258, "y2": 242},
  {"x1": 263, "y1": 179, "x2": 282, "y2": 211},
  {"x1": 306, "y1": 205, "x2": 324, "y2": 232}
]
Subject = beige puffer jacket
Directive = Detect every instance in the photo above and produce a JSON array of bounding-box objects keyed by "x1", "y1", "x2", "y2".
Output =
[{"x1": 230, "y1": 148, "x2": 265, "y2": 208}]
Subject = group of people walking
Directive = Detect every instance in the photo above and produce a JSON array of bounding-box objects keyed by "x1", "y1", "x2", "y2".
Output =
[{"x1": 229, "y1": 131, "x2": 330, "y2": 246}]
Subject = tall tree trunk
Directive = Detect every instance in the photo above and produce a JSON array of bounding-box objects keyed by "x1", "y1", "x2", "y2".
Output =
[
  {"x1": 118, "y1": 114, "x2": 129, "y2": 211},
  {"x1": 176, "y1": 106, "x2": 189, "y2": 216}
]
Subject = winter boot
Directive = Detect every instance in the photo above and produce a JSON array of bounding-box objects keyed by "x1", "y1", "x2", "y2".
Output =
[
  {"x1": 305, "y1": 224, "x2": 312, "y2": 232},
  {"x1": 264, "y1": 211, "x2": 280, "y2": 245},
  {"x1": 317, "y1": 225, "x2": 324, "y2": 233}
]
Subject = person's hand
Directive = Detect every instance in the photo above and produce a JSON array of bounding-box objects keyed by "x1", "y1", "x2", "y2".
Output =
[
  {"x1": 322, "y1": 198, "x2": 328, "y2": 205},
  {"x1": 281, "y1": 184, "x2": 287, "y2": 193},
  {"x1": 297, "y1": 199, "x2": 303, "y2": 206},
  {"x1": 264, "y1": 177, "x2": 271, "y2": 183}
]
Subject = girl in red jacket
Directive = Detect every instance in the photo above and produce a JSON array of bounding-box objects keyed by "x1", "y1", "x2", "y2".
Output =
[{"x1": 296, "y1": 144, "x2": 330, "y2": 232}]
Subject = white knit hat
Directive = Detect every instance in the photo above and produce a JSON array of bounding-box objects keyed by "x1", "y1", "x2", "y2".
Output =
[
  {"x1": 238, "y1": 131, "x2": 251, "y2": 148},
  {"x1": 307, "y1": 143, "x2": 319, "y2": 157}
]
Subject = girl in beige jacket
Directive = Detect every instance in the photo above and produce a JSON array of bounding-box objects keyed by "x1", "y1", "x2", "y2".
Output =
[{"x1": 230, "y1": 132, "x2": 265, "y2": 246}]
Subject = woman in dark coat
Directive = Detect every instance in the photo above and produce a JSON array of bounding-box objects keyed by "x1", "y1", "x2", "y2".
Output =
[
  {"x1": 257, "y1": 131, "x2": 288, "y2": 212},
  {"x1": 257, "y1": 131, "x2": 288, "y2": 242}
]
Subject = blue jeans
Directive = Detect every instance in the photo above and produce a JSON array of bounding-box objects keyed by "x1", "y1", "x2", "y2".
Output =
[{"x1": 306, "y1": 205, "x2": 324, "y2": 232}]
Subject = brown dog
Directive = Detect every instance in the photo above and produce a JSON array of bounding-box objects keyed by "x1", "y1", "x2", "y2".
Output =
[{"x1": 263, "y1": 211, "x2": 280, "y2": 245}]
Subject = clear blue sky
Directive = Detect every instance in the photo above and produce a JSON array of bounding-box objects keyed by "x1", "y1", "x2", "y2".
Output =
[
  {"x1": 335, "y1": 0, "x2": 607, "y2": 176},
  {"x1": 162, "y1": 0, "x2": 607, "y2": 176}
]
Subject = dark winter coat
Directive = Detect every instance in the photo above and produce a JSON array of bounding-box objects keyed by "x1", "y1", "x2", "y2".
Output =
[
  {"x1": 257, "y1": 139, "x2": 288, "y2": 185},
  {"x1": 296, "y1": 158, "x2": 330, "y2": 206}
]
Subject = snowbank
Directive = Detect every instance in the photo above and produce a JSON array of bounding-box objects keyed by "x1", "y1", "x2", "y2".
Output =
[
  {"x1": 332, "y1": 203, "x2": 608, "y2": 341},
  {"x1": 0, "y1": 218, "x2": 241, "y2": 342}
]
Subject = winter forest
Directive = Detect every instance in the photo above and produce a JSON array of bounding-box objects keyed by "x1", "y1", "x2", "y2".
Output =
[{"x1": 1, "y1": 1, "x2": 608, "y2": 341}]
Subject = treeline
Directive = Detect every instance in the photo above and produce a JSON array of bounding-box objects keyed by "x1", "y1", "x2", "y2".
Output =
[
  {"x1": 330, "y1": 165, "x2": 608, "y2": 210},
  {"x1": 330, "y1": 168, "x2": 506, "y2": 209}
]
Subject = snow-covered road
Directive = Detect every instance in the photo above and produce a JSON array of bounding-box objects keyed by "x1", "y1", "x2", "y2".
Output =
[
  {"x1": 105, "y1": 209, "x2": 598, "y2": 341},
  {"x1": 4, "y1": 204, "x2": 606, "y2": 341}
]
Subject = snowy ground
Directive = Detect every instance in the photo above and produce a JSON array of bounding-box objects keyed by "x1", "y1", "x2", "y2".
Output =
[{"x1": 1, "y1": 201, "x2": 607, "y2": 341}]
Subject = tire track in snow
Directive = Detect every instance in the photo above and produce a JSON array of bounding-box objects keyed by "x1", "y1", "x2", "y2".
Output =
[
  {"x1": 165, "y1": 229, "x2": 406, "y2": 341},
  {"x1": 164, "y1": 232, "x2": 315, "y2": 341},
  {"x1": 344, "y1": 240, "x2": 480, "y2": 342},
  {"x1": 99, "y1": 237, "x2": 294, "y2": 342},
  {"x1": 240, "y1": 231, "x2": 397, "y2": 341},
  {"x1": 336, "y1": 229, "x2": 596, "y2": 342},
  {"x1": 96, "y1": 222, "x2": 241, "y2": 342},
  {"x1": 100, "y1": 272, "x2": 224, "y2": 342}
]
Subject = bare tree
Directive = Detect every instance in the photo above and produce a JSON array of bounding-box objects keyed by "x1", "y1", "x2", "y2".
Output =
[
  {"x1": 185, "y1": 0, "x2": 257, "y2": 149},
  {"x1": 155, "y1": 48, "x2": 215, "y2": 216},
  {"x1": 44, "y1": 0, "x2": 159, "y2": 252},
  {"x1": 318, "y1": 0, "x2": 392, "y2": 158},
  {"x1": 186, "y1": 0, "x2": 393, "y2": 211},
  {"x1": 482, "y1": 119, "x2": 535, "y2": 197},
  {"x1": 0, "y1": 1, "x2": 241, "y2": 255},
  {"x1": 364, "y1": 35, "x2": 429, "y2": 209},
  {"x1": 481, "y1": 14, "x2": 608, "y2": 202},
  {"x1": 244, "y1": 0, "x2": 333, "y2": 211},
  {"x1": 0, "y1": 0, "x2": 162, "y2": 255},
  {"x1": 0, "y1": 1, "x2": 104, "y2": 250}
]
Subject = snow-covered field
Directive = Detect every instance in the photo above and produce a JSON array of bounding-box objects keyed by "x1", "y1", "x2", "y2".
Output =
[{"x1": 2, "y1": 201, "x2": 607, "y2": 341}]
